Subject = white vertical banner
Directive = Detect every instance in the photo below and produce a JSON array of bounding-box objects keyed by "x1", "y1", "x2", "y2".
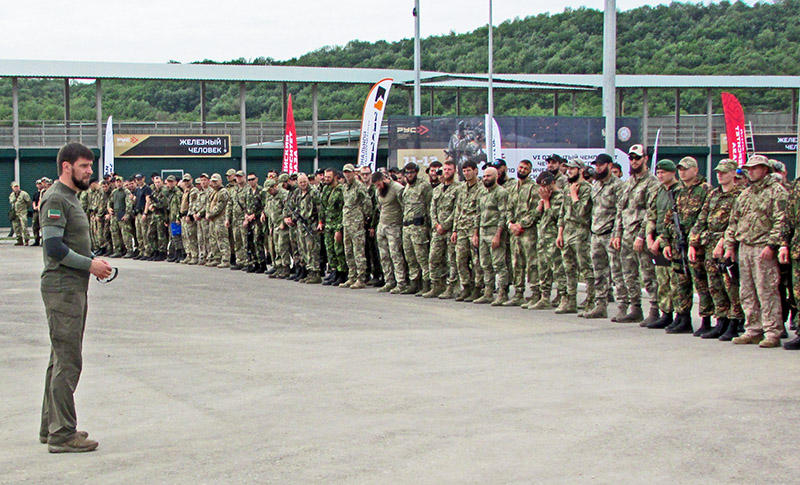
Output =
[
  {"x1": 485, "y1": 114, "x2": 502, "y2": 162},
  {"x1": 103, "y1": 115, "x2": 114, "y2": 176},
  {"x1": 358, "y1": 78, "x2": 393, "y2": 170}
]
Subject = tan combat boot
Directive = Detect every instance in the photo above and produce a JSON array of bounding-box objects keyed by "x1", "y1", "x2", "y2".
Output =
[
  {"x1": 454, "y1": 284, "x2": 472, "y2": 302},
  {"x1": 304, "y1": 271, "x2": 322, "y2": 284},
  {"x1": 377, "y1": 281, "x2": 396, "y2": 293},
  {"x1": 464, "y1": 285, "x2": 483, "y2": 303},
  {"x1": 423, "y1": 280, "x2": 445, "y2": 298},
  {"x1": 502, "y1": 290, "x2": 525, "y2": 307},
  {"x1": 473, "y1": 287, "x2": 494, "y2": 304},
  {"x1": 583, "y1": 303, "x2": 608, "y2": 319},
  {"x1": 529, "y1": 296, "x2": 552, "y2": 310},
  {"x1": 491, "y1": 288, "x2": 509, "y2": 306},
  {"x1": 553, "y1": 295, "x2": 577, "y2": 314},
  {"x1": 438, "y1": 284, "x2": 455, "y2": 300},
  {"x1": 610, "y1": 304, "x2": 628, "y2": 322},
  {"x1": 350, "y1": 279, "x2": 367, "y2": 289}
]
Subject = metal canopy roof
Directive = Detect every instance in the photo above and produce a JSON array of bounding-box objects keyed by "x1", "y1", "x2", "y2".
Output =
[{"x1": 0, "y1": 59, "x2": 798, "y2": 90}]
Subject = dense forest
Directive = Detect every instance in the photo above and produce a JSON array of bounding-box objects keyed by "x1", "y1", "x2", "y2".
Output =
[{"x1": 1, "y1": 0, "x2": 798, "y2": 123}]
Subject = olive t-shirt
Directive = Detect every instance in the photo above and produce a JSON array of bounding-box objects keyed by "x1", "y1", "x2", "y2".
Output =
[{"x1": 39, "y1": 181, "x2": 92, "y2": 293}]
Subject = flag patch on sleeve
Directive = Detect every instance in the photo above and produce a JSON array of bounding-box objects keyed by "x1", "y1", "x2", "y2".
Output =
[{"x1": 47, "y1": 209, "x2": 61, "y2": 220}]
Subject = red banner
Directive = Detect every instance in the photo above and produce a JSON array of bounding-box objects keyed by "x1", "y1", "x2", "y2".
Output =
[
  {"x1": 721, "y1": 92, "x2": 747, "y2": 167},
  {"x1": 282, "y1": 93, "x2": 298, "y2": 174}
]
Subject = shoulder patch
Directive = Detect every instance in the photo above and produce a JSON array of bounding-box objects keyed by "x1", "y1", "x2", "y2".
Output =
[{"x1": 47, "y1": 209, "x2": 62, "y2": 220}]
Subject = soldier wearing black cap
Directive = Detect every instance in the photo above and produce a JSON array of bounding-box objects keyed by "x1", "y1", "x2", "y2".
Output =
[{"x1": 544, "y1": 154, "x2": 569, "y2": 304}]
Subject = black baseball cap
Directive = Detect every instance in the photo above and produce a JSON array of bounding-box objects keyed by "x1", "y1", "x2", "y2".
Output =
[{"x1": 591, "y1": 154, "x2": 614, "y2": 165}]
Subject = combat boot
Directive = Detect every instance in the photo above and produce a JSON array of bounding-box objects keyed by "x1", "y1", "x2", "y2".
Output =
[
  {"x1": 230, "y1": 264, "x2": 243, "y2": 271},
  {"x1": 305, "y1": 271, "x2": 322, "y2": 284},
  {"x1": 390, "y1": 282, "x2": 407, "y2": 295},
  {"x1": 204, "y1": 258, "x2": 218, "y2": 267},
  {"x1": 610, "y1": 304, "x2": 628, "y2": 322},
  {"x1": 550, "y1": 289, "x2": 563, "y2": 307},
  {"x1": 166, "y1": 251, "x2": 177, "y2": 262},
  {"x1": 529, "y1": 296, "x2": 552, "y2": 310},
  {"x1": 718, "y1": 319, "x2": 740, "y2": 341},
  {"x1": 350, "y1": 279, "x2": 367, "y2": 289},
  {"x1": 438, "y1": 284, "x2": 455, "y2": 300},
  {"x1": 759, "y1": 335, "x2": 781, "y2": 348},
  {"x1": 783, "y1": 335, "x2": 800, "y2": 350},
  {"x1": 454, "y1": 285, "x2": 472, "y2": 302},
  {"x1": 323, "y1": 271, "x2": 335, "y2": 283},
  {"x1": 401, "y1": 278, "x2": 420, "y2": 295},
  {"x1": 577, "y1": 296, "x2": 590, "y2": 311},
  {"x1": 473, "y1": 287, "x2": 494, "y2": 304},
  {"x1": 298, "y1": 267, "x2": 309, "y2": 283},
  {"x1": 322, "y1": 272, "x2": 337, "y2": 286},
  {"x1": 339, "y1": 275, "x2": 355, "y2": 288},
  {"x1": 246, "y1": 263, "x2": 257, "y2": 273},
  {"x1": 666, "y1": 313, "x2": 694, "y2": 334},
  {"x1": 287, "y1": 265, "x2": 299, "y2": 281},
  {"x1": 502, "y1": 291, "x2": 525, "y2": 307},
  {"x1": 577, "y1": 297, "x2": 595, "y2": 317},
  {"x1": 255, "y1": 262, "x2": 266, "y2": 274},
  {"x1": 423, "y1": 280, "x2": 444, "y2": 298},
  {"x1": 268, "y1": 266, "x2": 282, "y2": 278},
  {"x1": 180, "y1": 252, "x2": 191, "y2": 264},
  {"x1": 520, "y1": 291, "x2": 541, "y2": 309},
  {"x1": 491, "y1": 288, "x2": 509, "y2": 306},
  {"x1": 109, "y1": 252, "x2": 122, "y2": 258},
  {"x1": 377, "y1": 281, "x2": 396, "y2": 293},
  {"x1": 154, "y1": 251, "x2": 166, "y2": 262},
  {"x1": 553, "y1": 295, "x2": 577, "y2": 314},
  {"x1": 415, "y1": 278, "x2": 431, "y2": 297},
  {"x1": 640, "y1": 306, "x2": 661, "y2": 327},
  {"x1": 583, "y1": 302, "x2": 608, "y2": 319},
  {"x1": 217, "y1": 261, "x2": 230, "y2": 269},
  {"x1": 701, "y1": 317, "x2": 729, "y2": 339},
  {"x1": 464, "y1": 285, "x2": 483, "y2": 303},
  {"x1": 647, "y1": 312, "x2": 673, "y2": 329},
  {"x1": 693, "y1": 316, "x2": 713, "y2": 337},
  {"x1": 187, "y1": 258, "x2": 199, "y2": 265},
  {"x1": 732, "y1": 333, "x2": 763, "y2": 345},
  {"x1": 617, "y1": 305, "x2": 644, "y2": 323}
]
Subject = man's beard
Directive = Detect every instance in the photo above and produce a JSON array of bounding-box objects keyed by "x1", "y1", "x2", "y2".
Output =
[
  {"x1": 567, "y1": 173, "x2": 580, "y2": 183},
  {"x1": 549, "y1": 167, "x2": 559, "y2": 176},
  {"x1": 497, "y1": 171, "x2": 506, "y2": 184},
  {"x1": 483, "y1": 179, "x2": 495, "y2": 188},
  {"x1": 594, "y1": 167, "x2": 609, "y2": 180},
  {"x1": 73, "y1": 173, "x2": 90, "y2": 191},
  {"x1": 378, "y1": 184, "x2": 389, "y2": 197},
  {"x1": 629, "y1": 163, "x2": 643, "y2": 175},
  {"x1": 517, "y1": 171, "x2": 530, "y2": 180}
]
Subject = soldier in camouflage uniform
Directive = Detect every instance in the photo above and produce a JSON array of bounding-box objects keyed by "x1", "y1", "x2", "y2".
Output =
[
  {"x1": 179, "y1": 174, "x2": 200, "y2": 264},
  {"x1": 611, "y1": 144, "x2": 660, "y2": 323},
  {"x1": 661, "y1": 157, "x2": 713, "y2": 334},
  {"x1": 164, "y1": 175, "x2": 184, "y2": 261},
  {"x1": 545, "y1": 154, "x2": 569, "y2": 304},
  {"x1": 400, "y1": 162, "x2": 433, "y2": 296},
  {"x1": 425, "y1": 160, "x2": 460, "y2": 299},
  {"x1": 452, "y1": 160, "x2": 486, "y2": 302},
  {"x1": 505, "y1": 159, "x2": 541, "y2": 308},
  {"x1": 194, "y1": 174, "x2": 210, "y2": 264},
  {"x1": 530, "y1": 170, "x2": 564, "y2": 309},
  {"x1": 339, "y1": 164, "x2": 372, "y2": 289},
  {"x1": 107, "y1": 176, "x2": 135, "y2": 257},
  {"x1": 226, "y1": 171, "x2": 248, "y2": 269},
  {"x1": 205, "y1": 173, "x2": 231, "y2": 268},
  {"x1": 92, "y1": 180, "x2": 111, "y2": 255},
  {"x1": 146, "y1": 176, "x2": 169, "y2": 261},
  {"x1": 360, "y1": 166, "x2": 383, "y2": 286},
  {"x1": 286, "y1": 173, "x2": 323, "y2": 283},
  {"x1": 726, "y1": 155, "x2": 788, "y2": 348},
  {"x1": 373, "y1": 172, "x2": 406, "y2": 293},
  {"x1": 584, "y1": 154, "x2": 623, "y2": 318},
  {"x1": 242, "y1": 173, "x2": 265, "y2": 272},
  {"x1": 9, "y1": 181, "x2": 31, "y2": 245},
  {"x1": 781, "y1": 167, "x2": 800, "y2": 350},
  {"x1": 555, "y1": 158, "x2": 594, "y2": 313},
  {"x1": 320, "y1": 168, "x2": 347, "y2": 285},
  {"x1": 472, "y1": 167, "x2": 510, "y2": 306},
  {"x1": 645, "y1": 160, "x2": 681, "y2": 330},
  {"x1": 689, "y1": 159, "x2": 744, "y2": 339},
  {"x1": 264, "y1": 179, "x2": 291, "y2": 278}
]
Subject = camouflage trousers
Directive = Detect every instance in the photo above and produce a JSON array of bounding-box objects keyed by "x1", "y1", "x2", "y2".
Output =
[
  {"x1": 561, "y1": 228, "x2": 594, "y2": 301},
  {"x1": 198, "y1": 218, "x2": 210, "y2": 261},
  {"x1": 110, "y1": 217, "x2": 135, "y2": 254},
  {"x1": 245, "y1": 222, "x2": 264, "y2": 265},
  {"x1": 655, "y1": 264, "x2": 677, "y2": 313},
  {"x1": 135, "y1": 214, "x2": 150, "y2": 256},
  {"x1": 343, "y1": 222, "x2": 367, "y2": 282},
  {"x1": 705, "y1": 254, "x2": 744, "y2": 320},
  {"x1": 672, "y1": 251, "x2": 713, "y2": 316},
  {"x1": 183, "y1": 219, "x2": 198, "y2": 260},
  {"x1": 377, "y1": 222, "x2": 405, "y2": 286},
  {"x1": 455, "y1": 235, "x2": 482, "y2": 291},
  {"x1": 537, "y1": 231, "x2": 560, "y2": 298},
  {"x1": 324, "y1": 228, "x2": 347, "y2": 273},
  {"x1": 403, "y1": 225, "x2": 430, "y2": 282},
  {"x1": 739, "y1": 243, "x2": 782, "y2": 339},
  {"x1": 300, "y1": 230, "x2": 321, "y2": 273},
  {"x1": 479, "y1": 227, "x2": 508, "y2": 291},
  {"x1": 208, "y1": 216, "x2": 231, "y2": 264},
  {"x1": 429, "y1": 230, "x2": 457, "y2": 286},
  {"x1": 272, "y1": 227, "x2": 291, "y2": 269},
  {"x1": 148, "y1": 214, "x2": 168, "y2": 253},
  {"x1": 289, "y1": 226, "x2": 302, "y2": 265},
  {"x1": 591, "y1": 232, "x2": 622, "y2": 303},
  {"x1": 619, "y1": 233, "x2": 658, "y2": 307},
  {"x1": 511, "y1": 229, "x2": 540, "y2": 298},
  {"x1": 91, "y1": 216, "x2": 108, "y2": 252},
  {"x1": 231, "y1": 217, "x2": 247, "y2": 265},
  {"x1": 12, "y1": 211, "x2": 29, "y2": 243}
]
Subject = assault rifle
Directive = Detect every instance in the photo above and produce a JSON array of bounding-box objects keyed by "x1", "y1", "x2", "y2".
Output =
[
  {"x1": 666, "y1": 190, "x2": 690, "y2": 275},
  {"x1": 287, "y1": 199, "x2": 315, "y2": 238}
]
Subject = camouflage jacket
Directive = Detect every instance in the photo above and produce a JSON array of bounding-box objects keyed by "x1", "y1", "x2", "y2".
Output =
[
  {"x1": 109, "y1": 187, "x2": 133, "y2": 220},
  {"x1": 192, "y1": 187, "x2": 209, "y2": 218},
  {"x1": 613, "y1": 171, "x2": 660, "y2": 240},
  {"x1": 662, "y1": 176, "x2": 711, "y2": 249},
  {"x1": 781, "y1": 179, "x2": 800, "y2": 259},
  {"x1": 689, "y1": 184, "x2": 742, "y2": 250},
  {"x1": 553, "y1": 171, "x2": 569, "y2": 190},
  {"x1": 342, "y1": 178, "x2": 372, "y2": 227},
  {"x1": 475, "y1": 184, "x2": 508, "y2": 231},
  {"x1": 430, "y1": 181, "x2": 460, "y2": 233},
  {"x1": 244, "y1": 185, "x2": 263, "y2": 217},
  {"x1": 401, "y1": 178, "x2": 433, "y2": 226},
  {"x1": 9, "y1": 190, "x2": 31, "y2": 214},
  {"x1": 377, "y1": 180, "x2": 404, "y2": 227},
  {"x1": 226, "y1": 184, "x2": 247, "y2": 221},
  {"x1": 206, "y1": 187, "x2": 229, "y2": 220},
  {"x1": 92, "y1": 189, "x2": 110, "y2": 217},
  {"x1": 286, "y1": 187, "x2": 320, "y2": 227},
  {"x1": 725, "y1": 175, "x2": 787, "y2": 250},
  {"x1": 366, "y1": 184, "x2": 379, "y2": 230},
  {"x1": 646, "y1": 182, "x2": 680, "y2": 240},
  {"x1": 166, "y1": 186, "x2": 183, "y2": 222},
  {"x1": 590, "y1": 174, "x2": 622, "y2": 235},
  {"x1": 321, "y1": 183, "x2": 345, "y2": 232},
  {"x1": 265, "y1": 187, "x2": 289, "y2": 230},
  {"x1": 182, "y1": 186, "x2": 200, "y2": 218},
  {"x1": 453, "y1": 179, "x2": 486, "y2": 235},
  {"x1": 507, "y1": 178, "x2": 541, "y2": 229},
  {"x1": 537, "y1": 188, "x2": 564, "y2": 241},
  {"x1": 558, "y1": 180, "x2": 592, "y2": 232},
  {"x1": 148, "y1": 186, "x2": 169, "y2": 215}
]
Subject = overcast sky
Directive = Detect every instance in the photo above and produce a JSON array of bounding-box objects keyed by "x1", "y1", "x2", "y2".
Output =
[{"x1": 1, "y1": 0, "x2": 757, "y2": 64}]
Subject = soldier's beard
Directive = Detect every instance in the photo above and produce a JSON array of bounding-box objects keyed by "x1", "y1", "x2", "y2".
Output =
[
  {"x1": 378, "y1": 184, "x2": 389, "y2": 196},
  {"x1": 567, "y1": 173, "x2": 580, "y2": 183},
  {"x1": 483, "y1": 179, "x2": 495, "y2": 188},
  {"x1": 497, "y1": 172, "x2": 506, "y2": 184},
  {"x1": 629, "y1": 163, "x2": 644, "y2": 175},
  {"x1": 73, "y1": 173, "x2": 90, "y2": 191},
  {"x1": 594, "y1": 168, "x2": 609, "y2": 180}
]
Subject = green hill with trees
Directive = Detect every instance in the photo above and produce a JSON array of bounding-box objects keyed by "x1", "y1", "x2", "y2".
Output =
[{"x1": 1, "y1": 0, "x2": 798, "y2": 124}]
